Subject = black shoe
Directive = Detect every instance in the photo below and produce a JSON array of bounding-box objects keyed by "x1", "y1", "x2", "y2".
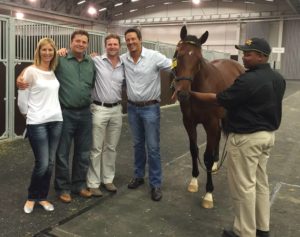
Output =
[
  {"x1": 257, "y1": 229, "x2": 269, "y2": 237},
  {"x1": 128, "y1": 178, "x2": 144, "y2": 189},
  {"x1": 151, "y1": 187, "x2": 162, "y2": 201},
  {"x1": 222, "y1": 229, "x2": 239, "y2": 237}
]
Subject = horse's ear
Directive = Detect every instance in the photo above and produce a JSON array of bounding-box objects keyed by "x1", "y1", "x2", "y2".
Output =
[
  {"x1": 180, "y1": 25, "x2": 187, "y2": 40},
  {"x1": 198, "y1": 31, "x2": 209, "y2": 45}
]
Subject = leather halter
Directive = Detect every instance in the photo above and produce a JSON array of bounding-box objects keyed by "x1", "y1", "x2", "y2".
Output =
[{"x1": 174, "y1": 40, "x2": 201, "y2": 82}]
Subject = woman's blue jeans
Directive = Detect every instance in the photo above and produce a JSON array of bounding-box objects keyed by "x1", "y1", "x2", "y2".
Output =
[
  {"x1": 127, "y1": 103, "x2": 162, "y2": 188},
  {"x1": 27, "y1": 121, "x2": 63, "y2": 201}
]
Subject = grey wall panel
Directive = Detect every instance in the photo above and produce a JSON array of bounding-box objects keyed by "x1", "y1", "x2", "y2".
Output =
[
  {"x1": 245, "y1": 22, "x2": 271, "y2": 39},
  {"x1": 281, "y1": 20, "x2": 300, "y2": 80}
]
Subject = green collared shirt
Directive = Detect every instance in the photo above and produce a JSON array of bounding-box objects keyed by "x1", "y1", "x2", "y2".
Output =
[{"x1": 55, "y1": 52, "x2": 95, "y2": 109}]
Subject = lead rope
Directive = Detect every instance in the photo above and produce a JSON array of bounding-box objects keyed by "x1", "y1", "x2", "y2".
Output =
[{"x1": 196, "y1": 134, "x2": 229, "y2": 173}]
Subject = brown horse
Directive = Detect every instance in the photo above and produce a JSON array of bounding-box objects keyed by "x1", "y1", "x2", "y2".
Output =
[{"x1": 173, "y1": 26, "x2": 245, "y2": 208}]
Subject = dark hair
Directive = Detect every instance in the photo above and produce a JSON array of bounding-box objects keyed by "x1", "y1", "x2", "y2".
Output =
[
  {"x1": 124, "y1": 27, "x2": 142, "y2": 40},
  {"x1": 71, "y1": 30, "x2": 89, "y2": 42},
  {"x1": 105, "y1": 33, "x2": 121, "y2": 46}
]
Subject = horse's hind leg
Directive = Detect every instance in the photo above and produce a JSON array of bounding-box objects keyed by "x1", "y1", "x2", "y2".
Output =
[
  {"x1": 201, "y1": 121, "x2": 221, "y2": 208},
  {"x1": 212, "y1": 144, "x2": 220, "y2": 174},
  {"x1": 202, "y1": 150, "x2": 215, "y2": 208}
]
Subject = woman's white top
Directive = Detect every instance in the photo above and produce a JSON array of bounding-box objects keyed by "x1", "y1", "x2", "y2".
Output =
[{"x1": 18, "y1": 66, "x2": 63, "y2": 124}]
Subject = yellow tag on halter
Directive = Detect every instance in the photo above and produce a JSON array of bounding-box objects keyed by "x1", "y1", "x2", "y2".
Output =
[{"x1": 172, "y1": 58, "x2": 177, "y2": 69}]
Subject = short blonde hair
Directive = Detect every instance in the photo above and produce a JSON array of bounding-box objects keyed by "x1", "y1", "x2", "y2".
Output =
[{"x1": 34, "y1": 38, "x2": 57, "y2": 71}]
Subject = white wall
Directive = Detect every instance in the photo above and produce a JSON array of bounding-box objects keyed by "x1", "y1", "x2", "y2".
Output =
[{"x1": 140, "y1": 23, "x2": 240, "y2": 55}]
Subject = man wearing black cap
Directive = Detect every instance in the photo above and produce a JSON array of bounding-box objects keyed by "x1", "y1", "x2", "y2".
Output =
[{"x1": 190, "y1": 37, "x2": 286, "y2": 237}]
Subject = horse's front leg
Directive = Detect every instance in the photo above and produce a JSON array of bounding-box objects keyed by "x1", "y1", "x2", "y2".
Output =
[
  {"x1": 183, "y1": 119, "x2": 199, "y2": 193},
  {"x1": 188, "y1": 136, "x2": 199, "y2": 192},
  {"x1": 201, "y1": 120, "x2": 221, "y2": 209}
]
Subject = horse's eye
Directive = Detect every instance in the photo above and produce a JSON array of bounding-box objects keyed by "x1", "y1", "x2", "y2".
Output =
[{"x1": 188, "y1": 51, "x2": 193, "y2": 56}]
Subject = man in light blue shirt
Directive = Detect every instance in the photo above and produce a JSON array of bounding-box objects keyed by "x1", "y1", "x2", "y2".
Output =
[
  {"x1": 121, "y1": 28, "x2": 172, "y2": 201},
  {"x1": 87, "y1": 34, "x2": 125, "y2": 196}
]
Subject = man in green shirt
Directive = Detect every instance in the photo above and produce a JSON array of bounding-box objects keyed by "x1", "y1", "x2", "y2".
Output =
[{"x1": 54, "y1": 30, "x2": 95, "y2": 203}]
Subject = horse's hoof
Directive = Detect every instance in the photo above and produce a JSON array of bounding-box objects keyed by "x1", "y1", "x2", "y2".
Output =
[
  {"x1": 202, "y1": 193, "x2": 214, "y2": 208},
  {"x1": 188, "y1": 178, "x2": 198, "y2": 192},
  {"x1": 188, "y1": 184, "x2": 198, "y2": 193},
  {"x1": 202, "y1": 199, "x2": 214, "y2": 209}
]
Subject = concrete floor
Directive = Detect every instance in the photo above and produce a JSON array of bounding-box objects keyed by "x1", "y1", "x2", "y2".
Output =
[{"x1": 0, "y1": 80, "x2": 300, "y2": 237}]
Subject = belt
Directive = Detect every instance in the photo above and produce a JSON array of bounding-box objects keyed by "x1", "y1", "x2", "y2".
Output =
[
  {"x1": 128, "y1": 100, "x2": 159, "y2": 107},
  {"x1": 61, "y1": 104, "x2": 90, "y2": 110},
  {"x1": 93, "y1": 100, "x2": 120, "y2": 108}
]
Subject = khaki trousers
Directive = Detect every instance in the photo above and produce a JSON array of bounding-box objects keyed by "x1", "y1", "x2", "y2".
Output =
[
  {"x1": 226, "y1": 131, "x2": 275, "y2": 237},
  {"x1": 87, "y1": 103, "x2": 122, "y2": 188}
]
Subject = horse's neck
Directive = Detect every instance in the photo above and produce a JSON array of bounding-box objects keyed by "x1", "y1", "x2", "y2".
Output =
[
  {"x1": 195, "y1": 59, "x2": 209, "y2": 78},
  {"x1": 192, "y1": 59, "x2": 212, "y2": 91}
]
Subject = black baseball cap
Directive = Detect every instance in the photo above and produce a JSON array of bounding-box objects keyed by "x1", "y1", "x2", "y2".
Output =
[{"x1": 235, "y1": 38, "x2": 271, "y2": 56}]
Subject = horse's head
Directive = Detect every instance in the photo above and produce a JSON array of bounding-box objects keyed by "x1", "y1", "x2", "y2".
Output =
[{"x1": 173, "y1": 26, "x2": 208, "y2": 102}]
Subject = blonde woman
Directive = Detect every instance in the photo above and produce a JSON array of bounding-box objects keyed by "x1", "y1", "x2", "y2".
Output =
[{"x1": 18, "y1": 38, "x2": 63, "y2": 213}]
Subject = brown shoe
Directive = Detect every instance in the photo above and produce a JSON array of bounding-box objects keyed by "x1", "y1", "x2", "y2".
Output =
[
  {"x1": 89, "y1": 188, "x2": 103, "y2": 197},
  {"x1": 79, "y1": 189, "x2": 92, "y2": 198},
  {"x1": 104, "y1": 183, "x2": 117, "y2": 192},
  {"x1": 58, "y1": 193, "x2": 72, "y2": 203}
]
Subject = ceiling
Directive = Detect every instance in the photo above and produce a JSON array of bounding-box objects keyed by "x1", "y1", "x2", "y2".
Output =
[{"x1": 0, "y1": 0, "x2": 299, "y2": 26}]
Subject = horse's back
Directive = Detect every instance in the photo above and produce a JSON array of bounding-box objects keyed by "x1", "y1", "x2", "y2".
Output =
[
  {"x1": 211, "y1": 59, "x2": 245, "y2": 88},
  {"x1": 190, "y1": 59, "x2": 245, "y2": 121}
]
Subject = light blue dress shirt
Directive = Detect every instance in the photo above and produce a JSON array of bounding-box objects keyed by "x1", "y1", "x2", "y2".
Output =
[
  {"x1": 92, "y1": 54, "x2": 125, "y2": 103},
  {"x1": 121, "y1": 47, "x2": 172, "y2": 102}
]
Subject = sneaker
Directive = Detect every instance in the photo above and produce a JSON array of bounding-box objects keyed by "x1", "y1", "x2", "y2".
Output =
[
  {"x1": 89, "y1": 188, "x2": 103, "y2": 197},
  {"x1": 104, "y1": 183, "x2": 117, "y2": 192},
  {"x1": 128, "y1": 178, "x2": 144, "y2": 189}
]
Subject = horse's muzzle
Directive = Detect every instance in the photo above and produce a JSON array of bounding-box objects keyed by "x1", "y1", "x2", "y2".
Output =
[{"x1": 177, "y1": 90, "x2": 190, "y2": 102}]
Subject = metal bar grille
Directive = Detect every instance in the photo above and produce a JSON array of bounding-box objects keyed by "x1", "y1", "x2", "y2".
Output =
[
  {"x1": 0, "y1": 20, "x2": 7, "y2": 61},
  {"x1": 14, "y1": 19, "x2": 105, "y2": 62}
]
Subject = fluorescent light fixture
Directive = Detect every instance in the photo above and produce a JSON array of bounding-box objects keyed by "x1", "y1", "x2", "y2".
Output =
[
  {"x1": 114, "y1": 2, "x2": 123, "y2": 7},
  {"x1": 16, "y1": 12, "x2": 24, "y2": 19},
  {"x1": 130, "y1": 9, "x2": 138, "y2": 12},
  {"x1": 146, "y1": 4, "x2": 155, "y2": 8},
  {"x1": 131, "y1": 0, "x2": 139, "y2": 2},
  {"x1": 164, "y1": 2, "x2": 173, "y2": 5},
  {"x1": 99, "y1": 8, "x2": 107, "y2": 12},
  {"x1": 77, "y1": 0, "x2": 86, "y2": 5},
  {"x1": 87, "y1": 6, "x2": 97, "y2": 15},
  {"x1": 244, "y1": 1, "x2": 255, "y2": 4},
  {"x1": 192, "y1": 0, "x2": 201, "y2": 4}
]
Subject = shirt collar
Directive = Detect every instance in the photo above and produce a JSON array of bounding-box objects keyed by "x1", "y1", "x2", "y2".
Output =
[
  {"x1": 101, "y1": 53, "x2": 123, "y2": 66},
  {"x1": 247, "y1": 63, "x2": 270, "y2": 71},
  {"x1": 67, "y1": 51, "x2": 89, "y2": 61},
  {"x1": 125, "y1": 47, "x2": 146, "y2": 62}
]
